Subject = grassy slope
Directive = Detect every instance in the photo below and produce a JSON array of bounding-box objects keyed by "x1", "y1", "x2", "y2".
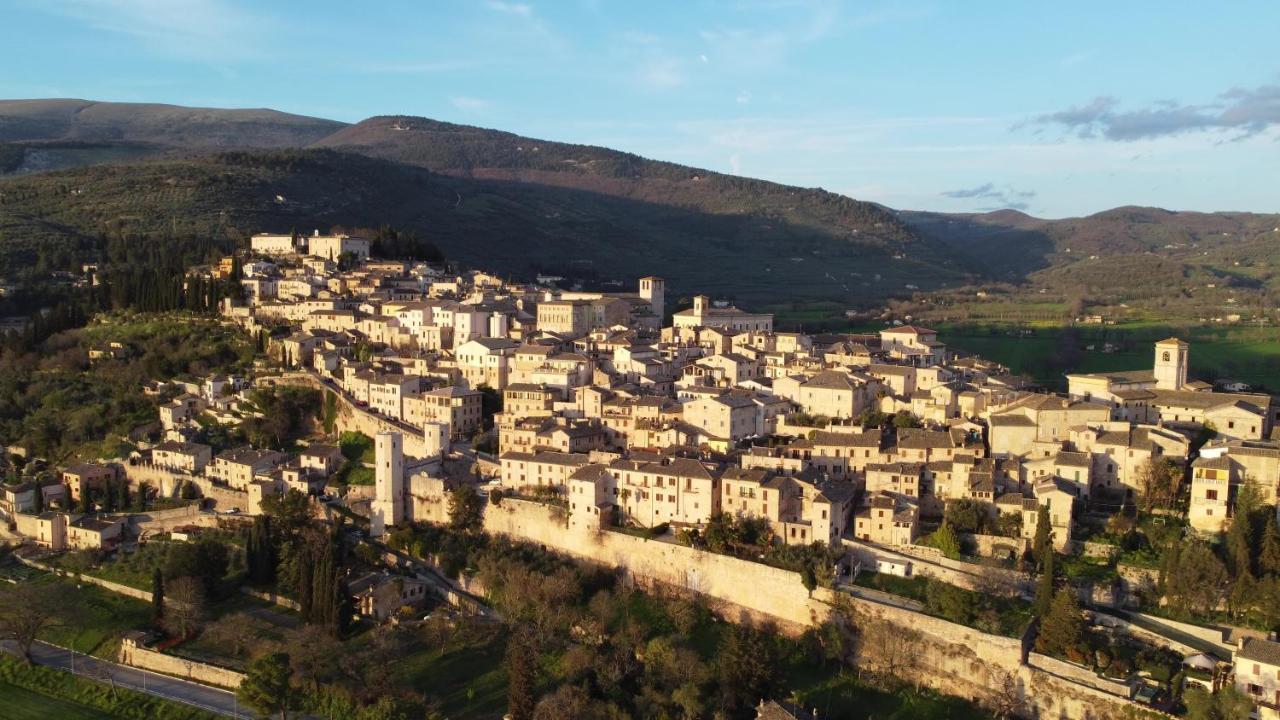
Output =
[
  {"x1": 0, "y1": 681, "x2": 114, "y2": 720},
  {"x1": 0, "y1": 655, "x2": 219, "y2": 720}
]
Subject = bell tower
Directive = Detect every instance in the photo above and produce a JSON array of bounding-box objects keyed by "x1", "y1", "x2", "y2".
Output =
[
  {"x1": 639, "y1": 276, "x2": 665, "y2": 321},
  {"x1": 1154, "y1": 338, "x2": 1188, "y2": 390}
]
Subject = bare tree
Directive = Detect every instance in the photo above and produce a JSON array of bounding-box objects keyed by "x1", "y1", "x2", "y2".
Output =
[
  {"x1": 162, "y1": 576, "x2": 206, "y2": 639},
  {"x1": 0, "y1": 580, "x2": 64, "y2": 664},
  {"x1": 985, "y1": 669, "x2": 1026, "y2": 719},
  {"x1": 855, "y1": 609, "x2": 924, "y2": 689}
]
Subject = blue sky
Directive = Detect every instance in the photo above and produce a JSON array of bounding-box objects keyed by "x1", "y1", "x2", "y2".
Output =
[{"x1": 2, "y1": 0, "x2": 1278, "y2": 217}]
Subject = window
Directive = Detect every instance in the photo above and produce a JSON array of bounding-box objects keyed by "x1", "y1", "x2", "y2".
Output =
[{"x1": 1206, "y1": 489, "x2": 1218, "y2": 501}]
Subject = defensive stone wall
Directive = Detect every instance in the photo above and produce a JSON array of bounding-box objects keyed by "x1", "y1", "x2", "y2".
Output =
[
  {"x1": 275, "y1": 373, "x2": 433, "y2": 458},
  {"x1": 481, "y1": 498, "x2": 1166, "y2": 719},
  {"x1": 483, "y1": 498, "x2": 826, "y2": 629},
  {"x1": 118, "y1": 641, "x2": 244, "y2": 689}
]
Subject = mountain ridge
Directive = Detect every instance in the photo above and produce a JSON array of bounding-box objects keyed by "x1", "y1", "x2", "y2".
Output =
[{"x1": 2, "y1": 98, "x2": 1278, "y2": 315}]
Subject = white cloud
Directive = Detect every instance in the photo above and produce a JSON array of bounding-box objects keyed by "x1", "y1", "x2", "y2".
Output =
[
  {"x1": 38, "y1": 0, "x2": 270, "y2": 61},
  {"x1": 484, "y1": 0, "x2": 533, "y2": 17},
  {"x1": 637, "y1": 57, "x2": 685, "y2": 90},
  {"x1": 356, "y1": 60, "x2": 473, "y2": 75},
  {"x1": 450, "y1": 96, "x2": 491, "y2": 111},
  {"x1": 729, "y1": 153, "x2": 742, "y2": 174},
  {"x1": 736, "y1": 90, "x2": 752, "y2": 104},
  {"x1": 1060, "y1": 50, "x2": 1095, "y2": 68}
]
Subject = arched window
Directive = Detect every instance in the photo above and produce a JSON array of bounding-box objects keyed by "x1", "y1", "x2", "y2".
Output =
[{"x1": 1162, "y1": 351, "x2": 1170, "y2": 362}]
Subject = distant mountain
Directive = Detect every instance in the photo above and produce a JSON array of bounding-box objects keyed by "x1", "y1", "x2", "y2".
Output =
[
  {"x1": 313, "y1": 115, "x2": 921, "y2": 251},
  {"x1": 0, "y1": 99, "x2": 345, "y2": 147},
  {"x1": 900, "y1": 206, "x2": 1280, "y2": 281},
  {"x1": 2, "y1": 98, "x2": 1277, "y2": 315},
  {"x1": 0, "y1": 99, "x2": 347, "y2": 176},
  {"x1": 0, "y1": 149, "x2": 968, "y2": 304}
]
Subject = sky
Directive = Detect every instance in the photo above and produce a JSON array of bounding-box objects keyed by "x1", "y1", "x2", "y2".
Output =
[{"x1": 2, "y1": 0, "x2": 1278, "y2": 218}]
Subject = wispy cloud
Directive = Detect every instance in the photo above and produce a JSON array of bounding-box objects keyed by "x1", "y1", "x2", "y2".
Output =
[
  {"x1": 941, "y1": 182, "x2": 1037, "y2": 211},
  {"x1": 736, "y1": 90, "x2": 752, "y2": 105},
  {"x1": 355, "y1": 60, "x2": 474, "y2": 76},
  {"x1": 450, "y1": 96, "x2": 491, "y2": 112},
  {"x1": 38, "y1": 0, "x2": 270, "y2": 61},
  {"x1": 484, "y1": 0, "x2": 533, "y2": 17},
  {"x1": 637, "y1": 57, "x2": 685, "y2": 90},
  {"x1": 1024, "y1": 81, "x2": 1280, "y2": 141},
  {"x1": 1059, "y1": 49, "x2": 1095, "y2": 68}
]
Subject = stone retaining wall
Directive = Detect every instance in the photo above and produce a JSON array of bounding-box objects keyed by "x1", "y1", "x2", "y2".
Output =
[
  {"x1": 481, "y1": 498, "x2": 1165, "y2": 720},
  {"x1": 118, "y1": 641, "x2": 244, "y2": 689}
]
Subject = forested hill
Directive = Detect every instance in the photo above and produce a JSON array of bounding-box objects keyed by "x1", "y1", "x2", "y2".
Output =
[
  {"x1": 0, "y1": 99, "x2": 345, "y2": 148},
  {"x1": 313, "y1": 115, "x2": 919, "y2": 250},
  {"x1": 2, "y1": 98, "x2": 1278, "y2": 312},
  {"x1": 0, "y1": 149, "x2": 969, "y2": 305}
]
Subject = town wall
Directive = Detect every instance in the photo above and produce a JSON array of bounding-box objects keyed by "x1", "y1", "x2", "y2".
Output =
[
  {"x1": 118, "y1": 641, "x2": 244, "y2": 689},
  {"x1": 481, "y1": 498, "x2": 1164, "y2": 719},
  {"x1": 483, "y1": 498, "x2": 827, "y2": 629},
  {"x1": 274, "y1": 373, "x2": 433, "y2": 459}
]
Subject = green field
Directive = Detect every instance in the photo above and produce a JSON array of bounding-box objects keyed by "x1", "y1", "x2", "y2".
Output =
[
  {"x1": 939, "y1": 324, "x2": 1280, "y2": 391},
  {"x1": 0, "y1": 655, "x2": 219, "y2": 720},
  {"x1": 0, "y1": 681, "x2": 114, "y2": 720}
]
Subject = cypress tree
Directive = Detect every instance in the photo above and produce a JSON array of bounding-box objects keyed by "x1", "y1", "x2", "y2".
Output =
[
  {"x1": 1261, "y1": 514, "x2": 1280, "y2": 576},
  {"x1": 1034, "y1": 551, "x2": 1056, "y2": 618},
  {"x1": 151, "y1": 569, "x2": 165, "y2": 624}
]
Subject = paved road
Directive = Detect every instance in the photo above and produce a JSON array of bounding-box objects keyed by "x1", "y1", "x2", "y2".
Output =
[{"x1": 20, "y1": 641, "x2": 252, "y2": 718}]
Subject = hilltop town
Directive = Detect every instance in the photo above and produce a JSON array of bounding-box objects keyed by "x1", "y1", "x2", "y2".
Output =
[{"x1": 3, "y1": 230, "x2": 1280, "y2": 720}]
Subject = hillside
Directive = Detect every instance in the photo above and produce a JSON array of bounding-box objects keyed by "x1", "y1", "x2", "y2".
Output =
[
  {"x1": 313, "y1": 115, "x2": 922, "y2": 251},
  {"x1": 0, "y1": 149, "x2": 968, "y2": 304},
  {"x1": 2, "y1": 98, "x2": 1278, "y2": 318},
  {"x1": 0, "y1": 99, "x2": 345, "y2": 147},
  {"x1": 0, "y1": 99, "x2": 347, "y2": 176}
]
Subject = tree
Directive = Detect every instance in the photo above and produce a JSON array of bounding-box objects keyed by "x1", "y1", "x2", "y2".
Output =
[
  {"x1": 716, "y1": 622, "x2": 779, "y2": 714},
  {"x1": 1185, "y1": 685, "x2": 1254, "y2": 720},
  {"x1": 162, "y1": 576, "x2": 206, "y2": 639},
  {"x1": 238, "y1": 652, "x2": 295, "y2": 720},
  {"x1": 246, "y1": 515, "x2": 277, "y2": 587},
  {"x1": 150, "y1": 568, "x2": 164, "y2": 624},
  {"x1": 0, "y1": 581, "x2": 63, "y2": 663},
  {"x1": 31, "y1": 483, "x2": 43, "y2": 514},
  {"x1": 1260, "y1": 513, "x2": 1280, "y2": 576},
  {"x1": 1135, "y1": 458, "x2": 1180, "y2": 512},
  {"x1": 164, "y1": 538, "x2": 229, "y2": 598},
  {"x1": 892, "y1": 411, "x2": 922, "y2": 430},
  {"x1": 800, "y1": 564, "x2": 818, "y2": 596},
  {"x1": 925, "y1": 579, "x2": 977, "y2": 625},
  {"x1": 931, "y1": 522, "x2": 962, "y2": 560},
  {"x1": 448, "y1": 485, "x2": 483, "y2": 535},
  {"x1": 943, "y1": 498, "x2": 992, "y2": 534},
  {"x1": 260, "y1": 489, "x2": 313, "y2": 550},
  {"x1": 1033, "y1": 550, "x2": 1056, "y2": 618},
  {"x1": 1032, "y1": 505, "x2": 1052, "y2": 568},
  {"x1": 133, "y1": 482, "x2": 149, "y2": 512},
  {"x1": 506, "y1": 626, "x2": 539, "y2": 720},
  {"x1": 1227, "y1": 478, "x2": 1263, "y2": 579},
  {"x1": 1035, "y1": 587, "x2": 1083, "y2": 657},
  {"x1": 1165, "y1": 541, "x2": 1230, "y2": 616}
]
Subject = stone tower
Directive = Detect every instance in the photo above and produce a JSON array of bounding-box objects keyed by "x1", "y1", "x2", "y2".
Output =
[
  {"x1": 639, "y1": 276, "x2": 665, "y2": 321},
  {"x1": 1154, "y1": 338, "x2": 1189, "y2": 391},
  {"x1": 370, "y1": 431, "x2": 404, "y2": 537}
]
